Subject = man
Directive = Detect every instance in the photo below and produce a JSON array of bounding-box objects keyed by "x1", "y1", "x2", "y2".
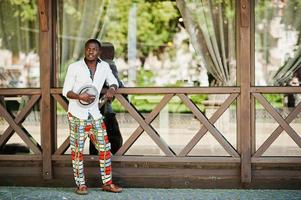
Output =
[
  {"x1": 89, "y1": 42, "x2": 124, "y2": 155},
  {"x1": 62, "y1": 39, "x2": 122, "y2": 194}
]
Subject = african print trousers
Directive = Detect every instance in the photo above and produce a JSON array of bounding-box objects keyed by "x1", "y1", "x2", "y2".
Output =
[{"x1": 67, "y1": 113, "x2": 112, "y2": 187}]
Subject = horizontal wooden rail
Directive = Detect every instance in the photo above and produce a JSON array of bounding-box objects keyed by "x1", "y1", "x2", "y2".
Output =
[
  {"x1": 251, "y1": 87, "x2": 301, "y2": 93},
  {"x1": 51, "y1": 87, "x2": 240, "y2": 94},
  {"x1": 252, "y1": 157, "x2": 301, "y2": 164},
  {"x1": 52, "y1": 155, "x2": 241, "y2": 163},
  {"x1": 0, "y1": 89, "x2": 41, "y2": 95},
  {"x1": 0, "y1": 155, "x2": 42, "y2": 161}
]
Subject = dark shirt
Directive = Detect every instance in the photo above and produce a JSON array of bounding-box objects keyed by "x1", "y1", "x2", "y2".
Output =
[{"x1": 98, "y1": 59, "x2": 125, "y2": 114}]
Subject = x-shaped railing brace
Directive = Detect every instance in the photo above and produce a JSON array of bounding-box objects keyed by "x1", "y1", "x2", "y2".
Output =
[
  {"x1": 253, "y1": 93, "x2": 301, "y2": 157},
  {"x1": 0, "y1": 95, "x2": 41, "y2": 154},
  {"x1": 178, "y1": 93, "x2": 239, "y2": 157},
  {"x1": 177, "y1": 94, "x2": 240, "y2": 158}
]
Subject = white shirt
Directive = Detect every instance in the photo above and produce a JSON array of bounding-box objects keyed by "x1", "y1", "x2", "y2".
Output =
[{"x1": 62, "y1": 59, "x2": 118, "y2": 119}]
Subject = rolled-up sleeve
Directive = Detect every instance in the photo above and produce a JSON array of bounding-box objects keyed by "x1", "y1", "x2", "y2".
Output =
[{"x1": 62, "y1": 64, "x2": 76, "y2": 97}]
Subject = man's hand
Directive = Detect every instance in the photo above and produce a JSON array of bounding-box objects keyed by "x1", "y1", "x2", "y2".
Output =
[
  {"x1": 79, "y1": 92, "x2": 96, "y2": 104},
  {"x1": 105, "y1": 87, "x2": 116, "y2": 101}
]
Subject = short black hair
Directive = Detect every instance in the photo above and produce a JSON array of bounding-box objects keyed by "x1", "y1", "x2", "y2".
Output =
[{"x1": 85, "y1": 39, "x2": 101, "y2": 49}]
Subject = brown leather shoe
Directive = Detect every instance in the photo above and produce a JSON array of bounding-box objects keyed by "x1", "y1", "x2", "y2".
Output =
[
  {"x1": 102, "y1": 183, "x2": 122, "y2": 193},
  {"x1": 75, "y1": 185, "x2": 88, "y2": 195}
]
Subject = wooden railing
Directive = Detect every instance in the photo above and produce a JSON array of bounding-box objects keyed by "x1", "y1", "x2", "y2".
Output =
[
  {"x1": 50, "y1": 87, "x2": 241, "y2": 163},
  {"x1": 0, "y1": 87, "x2": 301, "y2": 187}
]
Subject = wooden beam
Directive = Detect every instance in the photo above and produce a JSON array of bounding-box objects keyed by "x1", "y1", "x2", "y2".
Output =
[
  {"x1": 0, "y1": 89, "x2": 41, "y2": 95},
  {"x1": 240, "y1": 0, "x2": 250, "y2": 27},
  {"x1": 0, "y1": 155, "x2": 42, "y2": 161},
  {"x1": 39, "y1": 0, "x2": 54, "y2": 180},
  {"x1": 52, "y1": 155, "x2": 241, "y2": 163},
  {"x1": 112, "y1": 156, "x2": 241, "y2": 163},
  {"x1": 252, "y1": 157, "x2": 301, "y2": 164},
  {"x1": 51, "y1": 87, "x2": 240, "y2": 94},
  {"x1": 238, "y1": 0, "x2": 252, "y2": 183},
  {"x1": 38, "y1": 0, "x2": 48, "y2": 31},
  {"x1": 251, "y1": 87, "x2": 301, "y2": 93}
]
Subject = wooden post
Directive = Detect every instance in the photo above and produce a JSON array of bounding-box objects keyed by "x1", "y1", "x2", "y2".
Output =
[
  {"x1": 238, "y1": 0, "x2": 252, "y2": 184},
  {"x1": 38, "y1": 0, "x2": 55, "y2": 180}
]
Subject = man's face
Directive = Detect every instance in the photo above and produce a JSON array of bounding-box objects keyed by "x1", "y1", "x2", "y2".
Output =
[{"x1": 85, "y1": 42, "x2": 100, "y2": 61}]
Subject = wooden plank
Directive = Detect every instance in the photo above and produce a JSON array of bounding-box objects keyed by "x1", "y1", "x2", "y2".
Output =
[
  {"x1": 52, "y1": 94, "x2": 68, "y2": 111},
  {"x1": 253, "y1": 101, "x2": 301, "y2": 157},
  {"x1": 253, "y1": 170, "x2": 301, "y2": 179},
  {"x1": 38, "y1": 0, "x2": 48, "y2": 31},
  {"x1": 0, "y1": 155, "x2": 42, "y2": 161},
  {"x1": 0, "y1": 104, "x2": 42, "y2": 154},
  {"x1": 236, "y1": 0, "x2": 241, "y2": 155},
  {"x1": 252, "y1": 157, "x2": 301, "y2": 164},
  {"x1": 0, "y1": 167, "x2": 42, "y2": 176},
  {"x1": 0, "y1": 89, "x2": 41, "y2": 95},
  {"x1": 238, "y1": 0, "x2": 251, "y2": 183},
  {"x1": 177, "y1": 94, "x2": 240, "y2": 158},
  {"x1": 0, "y1": 95, "x2": 40, "y2": 146},
  {"x1": 115, "y1": 94, "x2": 175, "y2": 156},
  {"x1": 52, "y1": 155, "x2": 241, "y2": 163},
  {"x1": 251, "y1": 95, "x2": 256, "y2": 154},
  {"x1": 249, "y1": 0, "x2": 256, "y2": 154},
  {"x1": 115, "y1": 94, "x2": 174, "y2": 156},
  {"x1": 51, "y1": 87, "x2": 240, "y2": 94},
  {"x1": 179, "y1": 93, "x2": 239, "y2": 156},
  {"x1": 39, "y1": 0, "x2": 54, "y2": 180},
  {"x1": 253, "y1": 93, "x2": 301, "y2": 148},
  {"x1": 240, "y1": 0, "x2": 249, "y2": 27},
  {"x1": 112, "y1": 168, "x2": 240, "y2": 177},
  {"x1": 251, "y1": 87, "x2": 301, "y2": 93},
  {"x1": 112, "y1": 156, "x2": 241, "y2": 163}
]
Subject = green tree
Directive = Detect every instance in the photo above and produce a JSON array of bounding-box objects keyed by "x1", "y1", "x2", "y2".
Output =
[
  {"x1": 0, "y1": 0, "x2": 37, "y2": 55},
  {"x1": 101, "y1": 0, "x2": 180, "y2": 61}
]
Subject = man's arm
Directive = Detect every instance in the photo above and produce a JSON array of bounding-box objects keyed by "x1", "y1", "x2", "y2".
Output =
[{"x1": 67, "y1": 91, "x2": 95, "y2": 104}]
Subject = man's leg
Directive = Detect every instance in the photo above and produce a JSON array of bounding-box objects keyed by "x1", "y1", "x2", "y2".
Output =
[
  {"x1": 68, "y1": 113, "x2": 89, "y2": 187},
  {"x1": 90, "y1": 117, "x2": 112, "y2": 185}
]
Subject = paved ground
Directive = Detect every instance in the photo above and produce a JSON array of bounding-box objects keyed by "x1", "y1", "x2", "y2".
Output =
[{"x1": 0, "y1": 187, "x2": 301, "y2": 200}]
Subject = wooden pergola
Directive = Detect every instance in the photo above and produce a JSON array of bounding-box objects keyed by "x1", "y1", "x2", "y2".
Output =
[{"x1": 0, "y1": 0, "x2": 300, "y2": 188}]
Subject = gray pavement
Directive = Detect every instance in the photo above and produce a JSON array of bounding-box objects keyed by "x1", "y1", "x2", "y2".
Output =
[{"x1": 0, "y1": 187, "x2": 301, "y2": 200}]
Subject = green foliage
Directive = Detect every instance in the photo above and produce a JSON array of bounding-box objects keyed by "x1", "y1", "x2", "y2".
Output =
[
  {"x1": 136, "y1": 69, "x2": 155, "y2": 86},
  {"x1": 102, "y1": 0, "x2": 180, "y2": 59},
  {"x1": 257, "y1": 94, "x2": 284, "y2": 108},
  {"x1": 283, "y1": 0, "x2": 301, "y2": 34},
  {"x1": 111, "y1": 94, "x2": 207, "y2": 113},
  {"x1": 9, "y1": 0, "x2": 37, "y2": 22},
  {"x1": 0, "y1": 0, "x2": 38, "y2": 54},
  {"x1": 136, "y1": 1, "x2": 180, "y2": 58}
]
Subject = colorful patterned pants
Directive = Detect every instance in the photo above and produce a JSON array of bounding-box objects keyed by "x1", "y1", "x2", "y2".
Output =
[{"x1": 67, "y1": 113, "x2": 112, "y2": 187}]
